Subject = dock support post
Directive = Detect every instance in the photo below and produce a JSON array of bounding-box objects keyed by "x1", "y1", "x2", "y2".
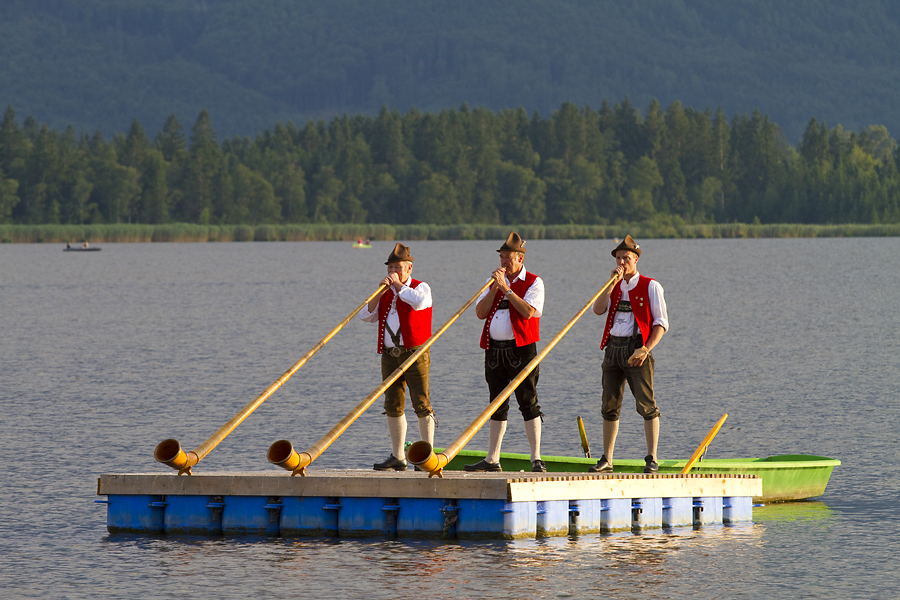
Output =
[
  {"x1": 457, "y1": 499, "x2": 537, "y2": 539},
  {"x1": 662, "y1": 497, "x2": 693, "y2": 528},
  {"x1": 222, "y1": 496, "x2": 282, "y2": 535},
  {"x1": 164, "y1": 495, "x2": 224, "y2": 535},
  {"x1": 631, "y1": 498, "x2": 663, "y2": 530},
  {"x1": 723, "y1": 496, "x2": 753, "y2": 523},
  {"x1": 601, "y1": 498, "x2": 631, "y2": 532},
  {"x1": 692, "y1": 496, "x2": 723, "y2": 526},
  {"x1": 105, "y1": 495, "x2": 166, "y2": 534},
  {"x1": 397, "y1": 498, "x2": 450, "y2": 538},
  {"x1": 536, "y1": 500, "x2": 569, "y2": 537},
  {"x1": 281, "y1": 496, "x2": 340, "y2": 536}
]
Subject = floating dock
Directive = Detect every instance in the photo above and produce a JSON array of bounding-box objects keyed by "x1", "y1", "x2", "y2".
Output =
[{"x1": 98, "y1": 470, "x2": 761, "y2": 539}]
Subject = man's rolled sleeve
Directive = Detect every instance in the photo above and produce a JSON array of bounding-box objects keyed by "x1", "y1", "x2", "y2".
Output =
[
  {"x1": 648, "y1": 280, "x2": 669, "y2": 332},
  {"x1": 397, "y1": 281, "x2": 432, "y2": 310},
  {"x1": 522, "y1": 276, "x2": 544, "y2": 318},
  {"x1": 358, "y1": 304, "x2": 378, "y2": 322}
]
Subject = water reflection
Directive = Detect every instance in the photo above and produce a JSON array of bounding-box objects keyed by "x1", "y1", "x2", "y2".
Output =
[
  {"x1": 753, "y1": 501, "x2": 836, "y2": 523},
  {"x1": 95, "y1": 525, "x2": 769, "y2": 598}
]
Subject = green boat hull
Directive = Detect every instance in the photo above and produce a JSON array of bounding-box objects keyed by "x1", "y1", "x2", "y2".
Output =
[{"x1": 438, "y1": 449, "x2": 840, "y2": 503}]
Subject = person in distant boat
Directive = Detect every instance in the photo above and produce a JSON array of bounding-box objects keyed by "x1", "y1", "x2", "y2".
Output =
[
  {"x1": 466, "y1": 232, "x2": 546, "y2": 473},
  {"x1": 590, "y1": 235, "x2": 669, "y2": 474},
  {"x1": 82, "y1": 241, "x2": 89, "y2": 249},
  {"x1": 66, "y1": 243, "x2": 71, "y2": 249},
  {"x1": 358, "y1": 243, "x2": 436, "y2": 471}
]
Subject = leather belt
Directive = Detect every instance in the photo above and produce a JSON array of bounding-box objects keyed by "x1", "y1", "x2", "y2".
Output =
[
  {"x1": 489, "y1": 338, "x2": 517, "y2": 350},
  {"x1": 387, "y1": 345, "x2": 418, "y2": 357},
  {"x1": 607, "y1": 334, "x2": 641, "y2": 347}
]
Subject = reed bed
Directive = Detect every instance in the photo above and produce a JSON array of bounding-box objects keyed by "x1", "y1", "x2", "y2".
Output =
[{"x1": 2, "y1": 222, "x2": 898, "y2": 244}]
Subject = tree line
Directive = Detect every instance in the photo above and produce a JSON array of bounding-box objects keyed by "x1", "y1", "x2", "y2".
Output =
[{"x1": 1, "y1": 100, "x2": 899, "y2": 227}]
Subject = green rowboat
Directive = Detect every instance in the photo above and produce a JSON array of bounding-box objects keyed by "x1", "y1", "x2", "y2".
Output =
[{"x1": 437, "y1": 449, "x2": 840, "y2": 503}]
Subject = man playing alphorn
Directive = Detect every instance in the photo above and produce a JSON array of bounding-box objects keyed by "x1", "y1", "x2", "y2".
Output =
[
  {"x1": 359, "y1": 243, "x2": 437, "y2": 471},
  {"x1": 590, "y1": 235, "x2": 669, "y2": 474},
  {"x1": 466, "y1": 232, "x2": 547, "y2": 473}
]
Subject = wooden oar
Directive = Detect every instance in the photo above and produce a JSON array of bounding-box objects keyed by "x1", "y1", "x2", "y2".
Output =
[
  {"x1": 268, "y1": 280, "x2": 494, "y2": 476},
  {"x1": 407, "y1": 272, "x2": 622, "y2": 477},
  {"x1": 681, "y1": 413, "x2": 728, "y2": 474},
  {"x1": 155, "y1": 283, "x2": 389, "y2": 475},
  {"x1": 577, "y1": 416, "x2": 591, "y2": 458}
]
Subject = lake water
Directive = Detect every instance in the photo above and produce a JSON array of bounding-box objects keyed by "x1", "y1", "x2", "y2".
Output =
[{"x1": 1, "y1": 238, "x2": 898, "y2": 599}]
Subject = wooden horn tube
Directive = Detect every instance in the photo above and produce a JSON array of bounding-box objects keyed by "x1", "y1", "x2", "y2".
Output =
[{"x1": 681, "y1": 413, "x2": 729, "y2": 474}]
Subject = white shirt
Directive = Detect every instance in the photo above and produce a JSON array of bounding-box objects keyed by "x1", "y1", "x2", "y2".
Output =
[
  {"x1": 359, "y1": 278, "x2": 432, "y2": 348},
  {"x1": 477, "y1": 267, "x2": 544, "y2": 341},
  {"x1": 602, "y1": 271, "x2": 669, "y2": 336}
]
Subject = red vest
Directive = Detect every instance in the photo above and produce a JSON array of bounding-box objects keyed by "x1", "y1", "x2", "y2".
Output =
[
  {"x1": 600, "y1": 275, "x2": 654, "y2": 350},
  {"x1": 377, "y1": 279, "x2": 432, "y2": 353},
  {"x1": 480, "y1": 271, "x2": 541, "y2": 350}
]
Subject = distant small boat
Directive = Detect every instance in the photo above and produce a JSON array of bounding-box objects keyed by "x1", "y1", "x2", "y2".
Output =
[
  {"x1": 64, "y1": 245, "x2": 101, "y2": 252},
  {"x1": 352, "y1": 242, "x2": 372, "y2": 249}
]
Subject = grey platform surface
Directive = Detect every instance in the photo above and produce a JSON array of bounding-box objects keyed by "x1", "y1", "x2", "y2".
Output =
[{"x1": 98, "y1": 470, "x2": 762, "y2": 501}]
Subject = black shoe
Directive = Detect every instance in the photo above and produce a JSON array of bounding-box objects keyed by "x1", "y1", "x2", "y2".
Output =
[
  {"x1": 464, "y1": 459, "x2": 502, "y2": 472},
  {"x1": 643, "y1": 455, "x2": 658, "y2": 474},
  {"x1": 588, "y1": 455, "x2": 613, "y2": 473},
  {"x1": 374, "y1": 454, "x2": 408, "y2": 471},
  {"x1": 531, "y1": 459, "x2": 547, "y2": 472}
]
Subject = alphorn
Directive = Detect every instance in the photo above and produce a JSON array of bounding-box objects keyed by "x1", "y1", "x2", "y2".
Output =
[
  {"x1": 268, "y1": 281, "x2": 493, "y2": 476},
  {"x1": 577, "y1": 416, "x2": 592, "y2": 458},
  {"x1": 154, "y1": 283, "x2": 389, "y2": 475},
  {"x1": 681, "y1": 414, "x2": 728, "y2": 474},
  {"x1": 407, "y1": 272, "x2": 622, "y2": 477}
]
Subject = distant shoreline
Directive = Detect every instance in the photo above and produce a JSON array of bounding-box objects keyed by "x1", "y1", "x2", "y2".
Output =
[{"x1": 2, "y1": 222, "x2": 898, "y2": 244}]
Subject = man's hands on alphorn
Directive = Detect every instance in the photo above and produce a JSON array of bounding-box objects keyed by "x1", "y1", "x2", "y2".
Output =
[{"x1": 490, "y1": 267, "x2": 509, "y2": 294}]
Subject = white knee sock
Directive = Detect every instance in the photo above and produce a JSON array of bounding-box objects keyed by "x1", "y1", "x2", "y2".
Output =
[
  {"x1": 644, "y1": 417, "x2": 659, "y2": 461},
  {"x1": 602, "y1": 419, "x2": 619, "y2": 463},
  {"x1": 486, "y1": 420, "x2": 507, "y2": 464},
  {"x1": 524, "y1": 418, "x2": 542, "y2": 461},
  {"x1": 387, "y1": 415, "x2": 407, "y2": 461},
  {"x1": 417, "y1": 414, "x2": 435, "y2": 447}
]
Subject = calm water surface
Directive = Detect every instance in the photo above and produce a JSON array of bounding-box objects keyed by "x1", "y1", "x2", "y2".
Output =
[{"x1": 1, "y1": 238, "x2": 898, "y2": 599}]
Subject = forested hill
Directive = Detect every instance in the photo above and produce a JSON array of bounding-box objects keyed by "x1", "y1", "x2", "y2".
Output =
[
  {"x1": 2, "y1": 102, "x2": 899, "y2": 228},
  {"x1": 2, "y1": 0, "x2": 900, "y2": 143}
]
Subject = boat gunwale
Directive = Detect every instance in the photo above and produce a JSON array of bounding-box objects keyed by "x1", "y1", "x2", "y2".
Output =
[{"x1": 437, "y1": 448, "x2": 841, "y2": 470}]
